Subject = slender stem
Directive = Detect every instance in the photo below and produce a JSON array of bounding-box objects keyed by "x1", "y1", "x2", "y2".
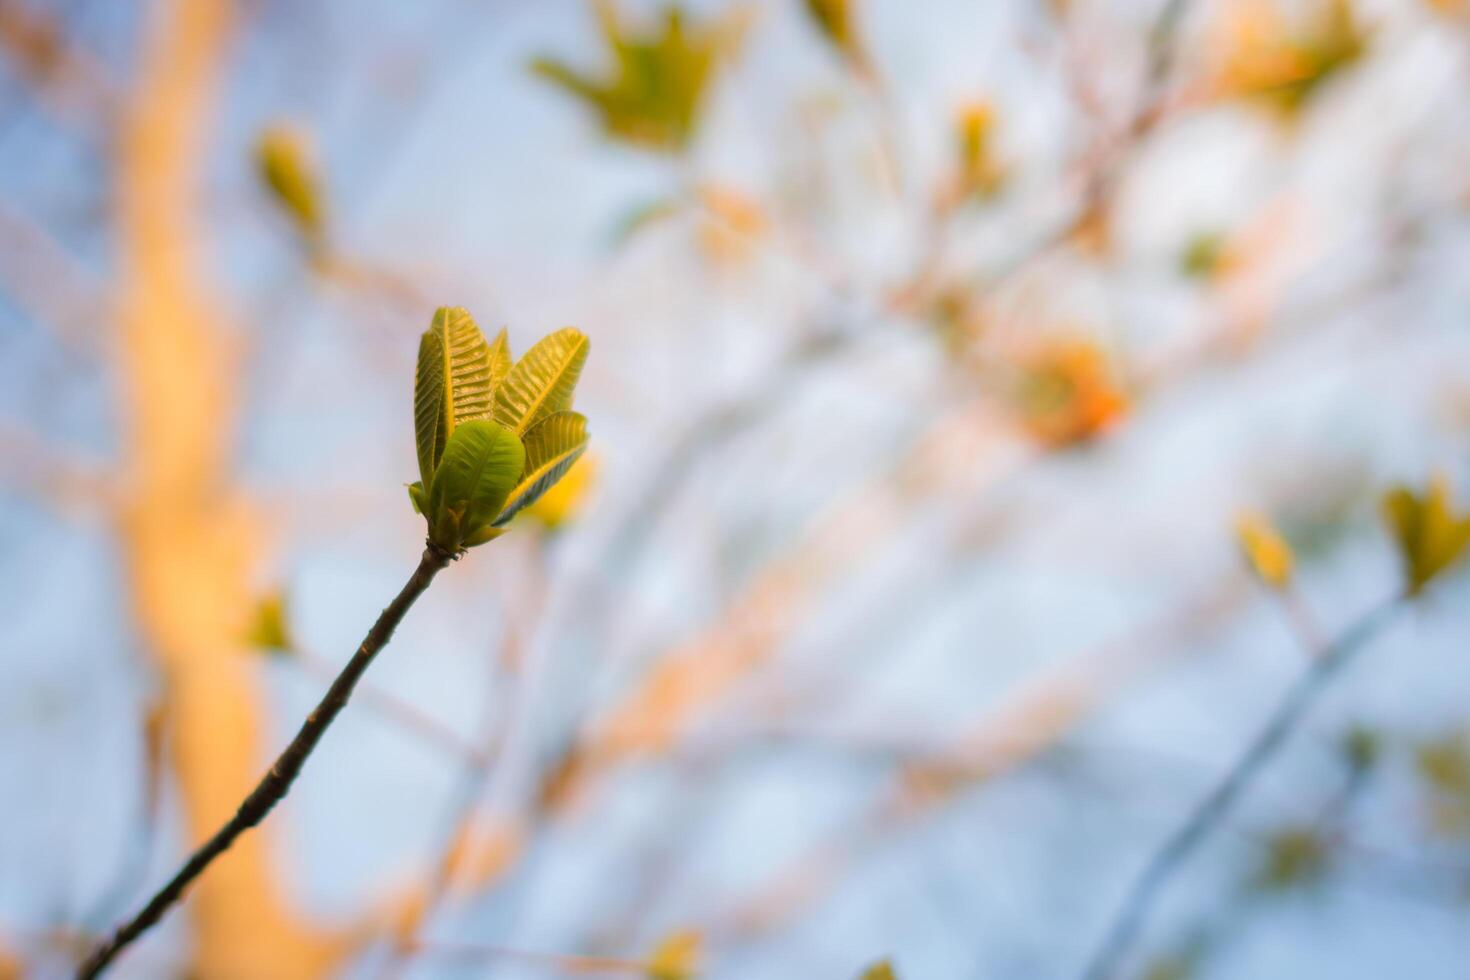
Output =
[
  {"x1": 1076, "y1": 595, "x2": 1405, "y2": 980},
  {"x1": 77, "y1": 545, "x2": 456, "y2": 979}
]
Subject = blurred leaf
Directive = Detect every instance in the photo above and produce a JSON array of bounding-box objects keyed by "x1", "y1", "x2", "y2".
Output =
[
  {"x1": 414, "y1": 307, "x2": 499, "y2": 488},
  {"x1": 1138, "y1": 954, "x2": 1195, "y2": 980},
  {"x1": 1380, "y1": 476, "x2": 1470, "y2": 596},
  {"x1": 254, "y1": 125, "x2": 326, "y2": 249},
  {"x1": 954, "y1": 101, "x2": 1005, "y2": 199},
  {"x1": 1180, "y1": 232, "x2": 1226, "y2": 279},
  {"x1": 495, "y1": 411, "x2": 590, "y2": 527},
  {"x1": 531, "y1": 1, "x2": 741, "y2": 152},
  {"x1": 926, "y1": 286, "x2": 986, "y2": 357},
  {"x1": 244, "y1": 591, "x2": 293, "y2": 656},
  {"x1": 1235, "y1": 511, "x2": 1295, "y2": 589},
  {"x1": 1254, "y1": 826, "x2": 1331, "y2": 892},
  {"x1": 1340, "y1": 724, "x2": 1381, "y2": 774},
  {"x1": 1418, "y1": 734, "x2": 1470, "y2": 794},
  {"x1": 857, "y1": 960, "x2": 897, "y2": 980},
  {"x1": 802, "y1": 0, "x2": 868, "y2": 72},
  {"x1": 1416, "y1": 732, "x2": 1470, "y2": 838},
  {"x1": 1220, "y1": 0, "x2": 1367, "y2": 114},
  {"x1": 494, "y1": 327, "x2": 590, "y2": 435},
  {"x1": 647, "y1": 929, "x2": 700, "y2": 980},
  {"x1": 426, "y1": 420, "x2": 525, "y2": 553}
]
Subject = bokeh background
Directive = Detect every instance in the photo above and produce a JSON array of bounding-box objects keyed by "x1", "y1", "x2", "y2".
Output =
[{"x1": 2, "y1": 0, "x2": 1470, "y2": 978}]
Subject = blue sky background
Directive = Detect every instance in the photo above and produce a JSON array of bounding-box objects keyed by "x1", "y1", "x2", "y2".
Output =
[{"x1": 2, "y1": 1, "x2": 1470, "y2": 977}]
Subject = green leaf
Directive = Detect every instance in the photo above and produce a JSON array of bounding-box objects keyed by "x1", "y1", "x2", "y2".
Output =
[
  {"x1": 414, "y1": 307, "x2": 497, "y2": 486},
  {"x1": 427, "y1": 420, "x2": 526, "y2": 553},
  {"x1": 487, "y1": 326, "x2": 513, "y2": 391},
  {"x1": 495, "y1": 411, "x2": 590, "y2": 526},
  {"x1": 493, "y1": 327, "x2": 590, "y2": 435},
  {"x1": 461, "y1": 523, "x2": 510, "y2": 548},
  {"x1": 407, "y1": 480, "x2": 427, "y2": 515}
]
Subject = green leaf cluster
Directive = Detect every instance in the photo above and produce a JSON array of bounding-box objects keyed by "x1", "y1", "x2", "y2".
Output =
[
  {"x1": 531, "y1": 0, "x2": 740, "y2": 152},
  {"x1": 410, "y1": 307, "x2": 590, "y2": 554},
  {"x1": 1381, "y1": 477, "x2": 1470, "y2": 596}
]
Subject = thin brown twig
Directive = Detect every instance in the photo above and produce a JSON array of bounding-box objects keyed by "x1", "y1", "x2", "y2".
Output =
[{"x1": 77, "y1": 544, "x2": 456, "y2": 979}]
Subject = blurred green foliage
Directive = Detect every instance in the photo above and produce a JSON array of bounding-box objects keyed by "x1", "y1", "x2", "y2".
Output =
[
  {"x1": 532, "y1": 0, "x2": 741, "y2": 151},
  {"x1": 244, "y1": 590, "x2": 293, "y2": 656},
  {"x1": 802, "y1": 0, "x2": 867, "y2": 71},
  {"x1": 857, "y1": 959, "x2": 897, "y2": 980},
  {"x1": 1180, "y1": 233, "x2": 1225, "y2": 279},
  {"x1": 1254, "y1": 826, "x2": 1332, "y2": 892},
  {"x1": 254, "y1": 125, "x2": 326, "y2": 251},
  {"x1": 1381, "y1": 477, "x2": 1470, "y2": 596},
  {"x1": 1416, "y1": 732, "x2": 1470, "y2": 838}
]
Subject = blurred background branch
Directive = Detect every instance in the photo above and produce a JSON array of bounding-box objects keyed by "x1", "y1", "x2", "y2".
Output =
[{"x1": 2, "y1": 0, "x2": 1469, "y2": 977}]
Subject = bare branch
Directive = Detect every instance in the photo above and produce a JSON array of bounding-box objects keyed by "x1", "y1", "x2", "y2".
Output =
[{"x1": 1075, "y1": 594, "x2": 1406, "y2": 980}]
